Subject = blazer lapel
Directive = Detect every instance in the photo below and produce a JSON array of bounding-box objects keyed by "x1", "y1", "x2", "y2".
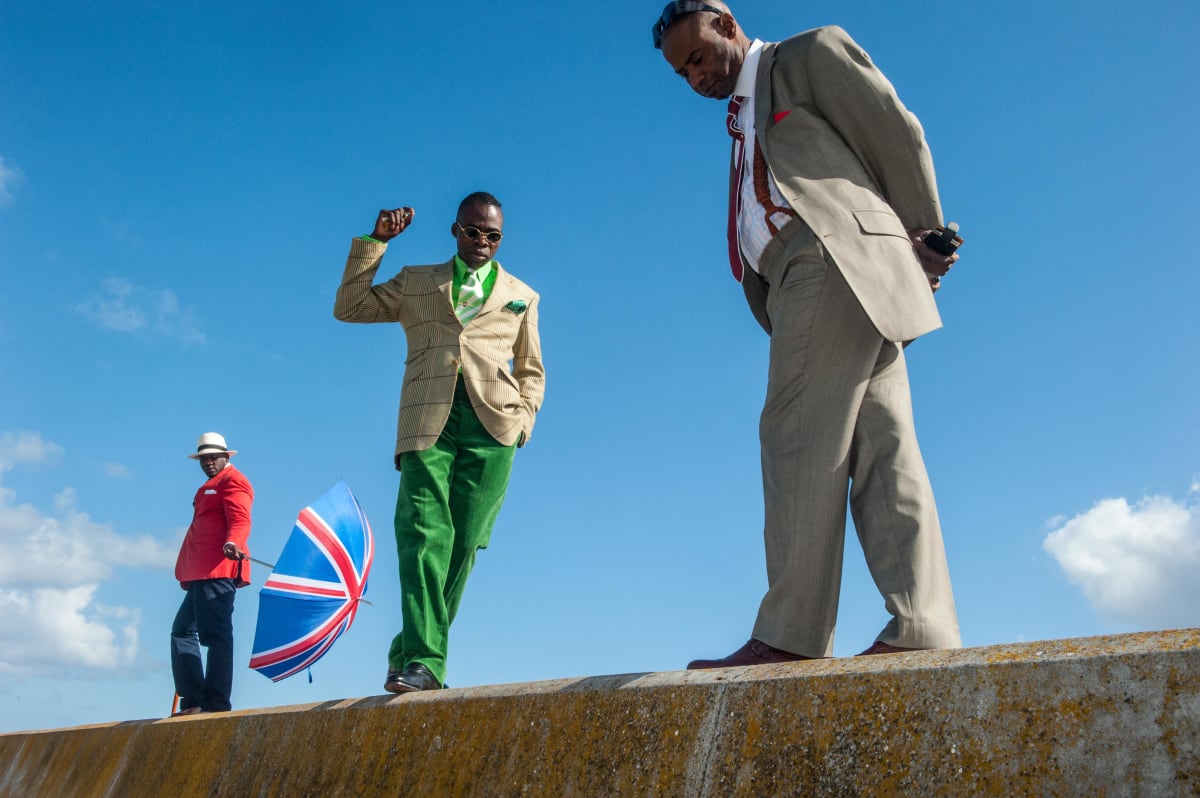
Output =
[
  {"x1": 434, "y1": 260, "x2": 455, "y2": 315},
  {"x1": 754, "y1": 42, "x2": 778, "y2": 151}
]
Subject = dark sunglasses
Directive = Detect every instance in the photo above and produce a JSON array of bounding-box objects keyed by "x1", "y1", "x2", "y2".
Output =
[
  {"x1": 651, "y1": 1, "x2": 724, "y2": 49},
  {"x1": 456, "y1": 224, "x2": 503, "y2": 244}
]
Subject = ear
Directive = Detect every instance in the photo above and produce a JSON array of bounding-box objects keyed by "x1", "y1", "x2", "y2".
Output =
[
  {"x1": 715, "y1": 12, "x2": 737, "y2": 39},
  {"x1": 450, "y1": 221, "x2": 460, "y2": 238}
]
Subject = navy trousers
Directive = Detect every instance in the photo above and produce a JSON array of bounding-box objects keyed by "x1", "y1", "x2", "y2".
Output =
[{"x1": 171, "y1": 578, "x2": 237, "y2": 712}]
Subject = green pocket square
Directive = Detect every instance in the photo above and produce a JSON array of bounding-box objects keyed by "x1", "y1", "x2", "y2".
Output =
[{"x1": 503, "y1": 300, "x2": 528, "y2": 314}]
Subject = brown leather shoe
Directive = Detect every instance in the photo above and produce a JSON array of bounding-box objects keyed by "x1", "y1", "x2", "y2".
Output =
[
  {"x1": 687, "y1": 638, "x2": 814, "y2": 670},
  {"x1": 857, "y1": 641, "x2": 921, "y2": 656}
]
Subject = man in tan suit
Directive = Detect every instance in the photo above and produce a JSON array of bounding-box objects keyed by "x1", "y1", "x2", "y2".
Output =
[
  {"x1": 334, "y1": 192, "x2": 544, "y2": 692},
  {"x1": 653, "y1": 2, "x2": 962, "y2": 665}
]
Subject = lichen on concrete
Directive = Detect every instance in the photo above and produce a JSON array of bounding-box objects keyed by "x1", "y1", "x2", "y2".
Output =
[{"x1": 1, "y1": 630, "x2": 1197, "y2": 797}]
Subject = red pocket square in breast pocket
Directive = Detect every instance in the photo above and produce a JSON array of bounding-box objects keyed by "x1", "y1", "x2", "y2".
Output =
[{"x1": 773, "y1": 110, "x2": 792, "y2": 123}]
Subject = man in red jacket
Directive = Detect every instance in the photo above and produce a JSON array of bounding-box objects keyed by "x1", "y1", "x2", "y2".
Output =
[{"x1": 170, "y1": 432, "x2": 253, "y2": 715}]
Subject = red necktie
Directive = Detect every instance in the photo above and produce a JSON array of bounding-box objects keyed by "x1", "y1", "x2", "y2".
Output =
[{"x1": 726, "y1": 96, "x2": 747, "y2": 283}]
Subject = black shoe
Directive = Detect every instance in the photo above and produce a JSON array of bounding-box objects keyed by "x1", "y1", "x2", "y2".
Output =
[{"x1": 384, "y1": 663, "x2": 442, "y2": 694}]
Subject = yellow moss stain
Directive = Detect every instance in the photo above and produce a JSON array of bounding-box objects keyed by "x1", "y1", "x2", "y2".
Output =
[{"x1": 2, "y1": 631, "x2": 1197, "y2": 797}]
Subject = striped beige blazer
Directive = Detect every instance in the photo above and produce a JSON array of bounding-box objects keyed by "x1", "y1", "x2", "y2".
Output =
[{"x1": 334, "y1": 238, "x2": 545, "y2": 466}]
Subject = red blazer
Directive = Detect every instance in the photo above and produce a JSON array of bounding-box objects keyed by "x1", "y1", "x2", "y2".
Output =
[{"x1": 174, "y1": 464, "x2": 254, "y2": 587}]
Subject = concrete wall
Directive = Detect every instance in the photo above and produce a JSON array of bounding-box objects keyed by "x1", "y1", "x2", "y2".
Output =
[{"x1": 1, "y1": 629, "x2": 1197, "y2": 797}]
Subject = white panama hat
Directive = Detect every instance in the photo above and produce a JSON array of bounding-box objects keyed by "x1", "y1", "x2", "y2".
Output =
[{"x1": 187, "y1": 432, "x2": 237, "y2": 459}]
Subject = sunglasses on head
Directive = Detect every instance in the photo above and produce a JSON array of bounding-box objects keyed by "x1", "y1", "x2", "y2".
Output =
[
  {"x1": 651, "y1": 1, "x2": 724, "y2": 49},
  {"x1": 456, "y1": 224, "x2": 503, "y2": 244}
]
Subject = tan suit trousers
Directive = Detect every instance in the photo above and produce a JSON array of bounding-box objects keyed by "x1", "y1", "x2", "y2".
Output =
[{"x1": 750, "y1": 222, "x2": 961, "y2": 657}]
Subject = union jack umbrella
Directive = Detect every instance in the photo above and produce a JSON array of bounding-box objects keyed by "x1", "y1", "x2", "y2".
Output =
[{"x1": 249, "y1": 481, "x2": 374, "y2": 682}]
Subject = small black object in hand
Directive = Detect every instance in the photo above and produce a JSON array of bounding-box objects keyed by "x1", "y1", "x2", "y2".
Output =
[{"x1": 923, "y1": 222, "x2": 963, "y2": 256}]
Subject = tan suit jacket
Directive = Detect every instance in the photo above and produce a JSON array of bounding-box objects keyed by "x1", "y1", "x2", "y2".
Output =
[
  {"x1": 741, "y1": 26, "x2": 943, "y2": 343},
  {"x1": 334, "y1": 238, "x2": 545, "y2": 465}
]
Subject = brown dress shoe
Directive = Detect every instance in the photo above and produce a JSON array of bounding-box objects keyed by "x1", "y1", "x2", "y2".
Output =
[
  {"x1": 857, "y1": 641, "x2": 921, "y2": 656},
  {"x1": 687, "y1": 638, "x2": 814, "y2": 670}
]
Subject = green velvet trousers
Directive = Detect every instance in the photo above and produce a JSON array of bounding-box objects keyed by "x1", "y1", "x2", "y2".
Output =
[{"x1": 387, "y1": 379, "x2": 516, "y2": 685}]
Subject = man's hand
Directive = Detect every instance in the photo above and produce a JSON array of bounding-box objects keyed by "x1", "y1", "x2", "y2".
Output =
[
  {"x1": 371, "y1": 207, "x2": 415, "y2": 243},
  {"x1": 908, "y1": 228, "x2": 959, "y2": 286},
  {"x1": 222, "y1": 542, "x2": 244, "y2": 561}
]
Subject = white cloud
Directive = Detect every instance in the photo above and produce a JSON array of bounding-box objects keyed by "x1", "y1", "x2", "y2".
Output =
[
  {"x1": 103, "y1": 461, "x2": 133, "y2": 479},
  {"x1": 0, "y1": 486, "x2": 175, "y2": 587},
  {"x1": 1044, "y1": 487, "x2": 1200, "y2": 629},
  {"x1": 0, "y1": 431, "x2": 175, "y2": 677},
  {"x1": 0, "y1": 586, "x2": 140, "y2": 674},
  {"x1": 0, "y1": 156, "x2": 23, "y2": 206},
  {"x1": 75, "y1": 278, "x2": 206, "y2": 345},
  {"x1": 76, "y1": 278, "x2": 145, "y2": 332},
  {"x1": 0, "y1": 430, "x2": 64, "y2": 473}
]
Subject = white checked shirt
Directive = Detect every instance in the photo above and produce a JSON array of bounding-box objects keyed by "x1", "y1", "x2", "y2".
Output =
[{"x1": 732, "y1": 39, "x2": 796, "y2": 274}]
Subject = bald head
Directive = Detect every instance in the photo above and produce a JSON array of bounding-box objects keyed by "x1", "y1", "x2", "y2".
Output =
[
  {"x1": 704, "y1": 0, "x2": 731, "y2": 15},
  {"x1": 657, "y1": 1, "x2": 750, "y2": 100},
  {"x1": 652, "y1": 0, "x2": 736, "y2": 45}
]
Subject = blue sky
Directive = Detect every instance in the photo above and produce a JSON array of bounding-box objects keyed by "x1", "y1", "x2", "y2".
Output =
[{"x1": 1, "y1": 0, "x2": 1197, "y2": 733}]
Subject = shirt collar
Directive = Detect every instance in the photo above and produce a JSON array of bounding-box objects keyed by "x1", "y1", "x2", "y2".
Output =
[
  {"x1": 732, "y1": 39, "x2": 765, "y2": 99},
  {"x1": 453, "y1": 255, "x2": 496, "y2": 281}
]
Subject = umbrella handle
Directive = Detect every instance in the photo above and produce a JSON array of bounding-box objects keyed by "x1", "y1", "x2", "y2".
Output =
[{"x1": 229, "y1": 545, "x2": 276, "y2": 570}]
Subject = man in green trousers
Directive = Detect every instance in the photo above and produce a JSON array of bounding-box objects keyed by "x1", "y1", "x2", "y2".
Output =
[{"x1": 334, "y1": 192, "x2": 545, "y2": 693}]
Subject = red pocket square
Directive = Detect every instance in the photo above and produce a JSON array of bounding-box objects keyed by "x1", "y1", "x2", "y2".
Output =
[{"x1": 773, "y1": 110, "x2": 792, "y2": 123}]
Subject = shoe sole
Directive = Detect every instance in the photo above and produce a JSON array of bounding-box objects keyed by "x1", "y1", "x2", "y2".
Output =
[{"x1": 384, "y1": 680, "x2": 419, "y2": 694}]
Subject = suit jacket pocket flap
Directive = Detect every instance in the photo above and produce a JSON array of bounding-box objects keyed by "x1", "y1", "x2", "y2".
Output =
[{"x1": 852, "y1": 209, "x2": 908, "y2": 239}]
